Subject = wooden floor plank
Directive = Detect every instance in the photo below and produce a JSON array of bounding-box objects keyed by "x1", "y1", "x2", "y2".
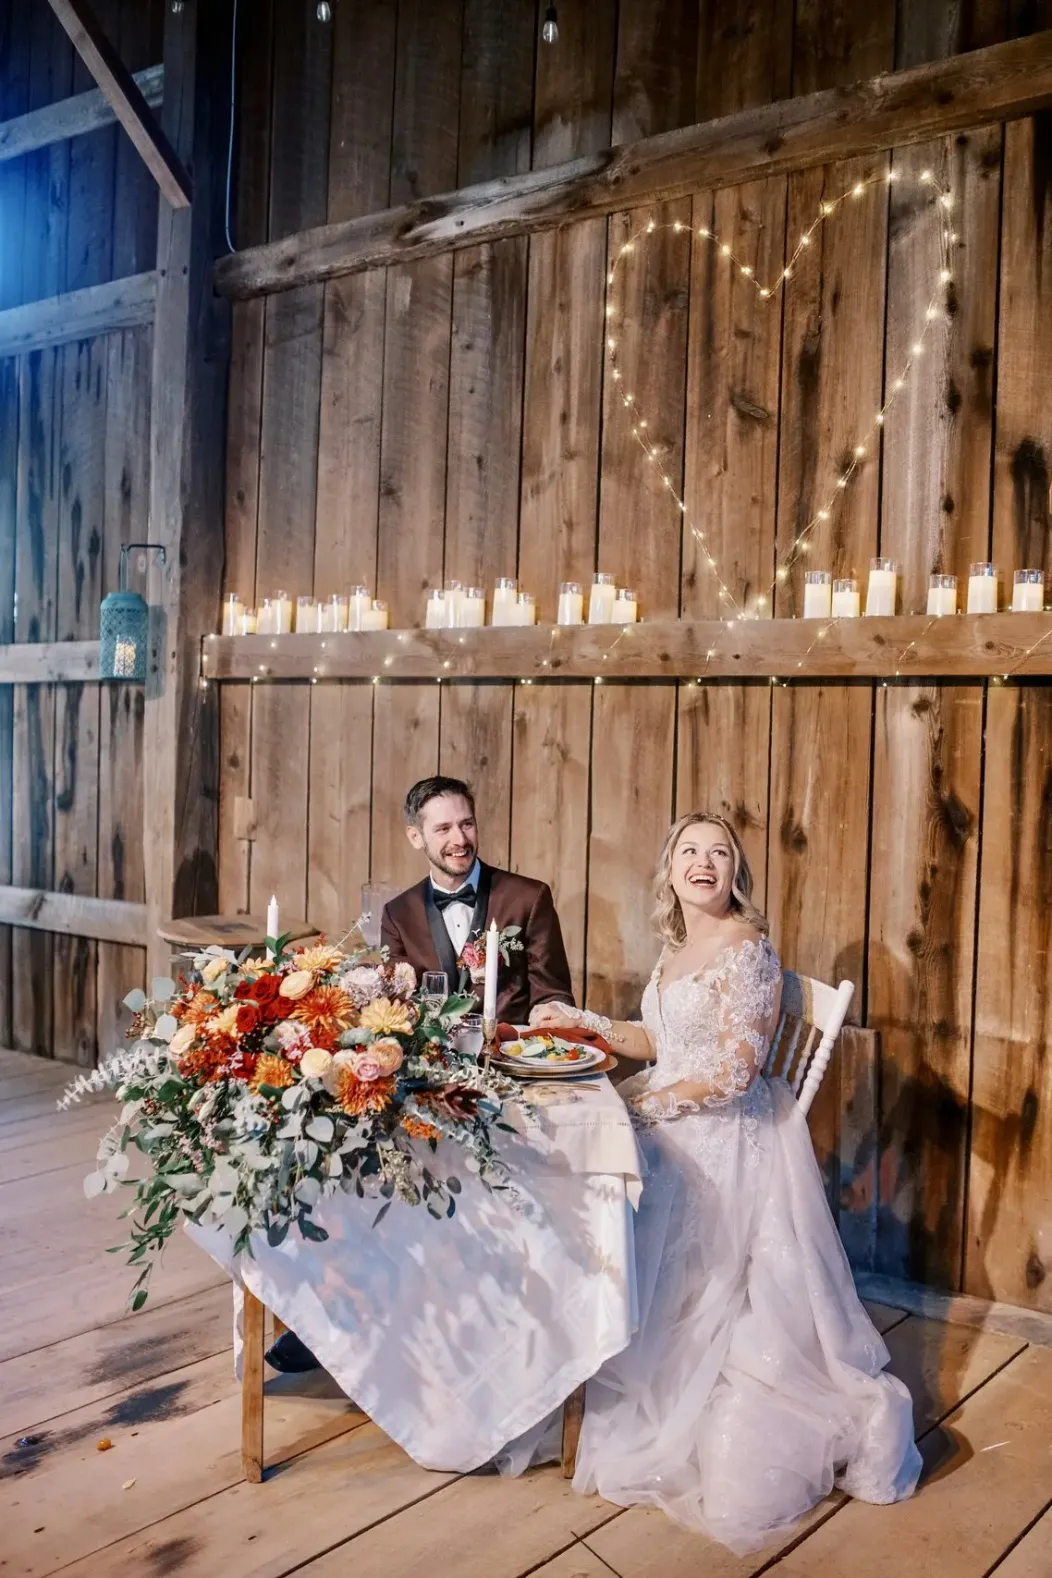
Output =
[
  {"x1": 49, "y1": 1422, "x2": 455, "y2": 1578},
  {"x1": 2, "y1": 1355, "x2": 367, "y2": 1577},
  {"x1": 0, "y1": 1283, "x2": 232, "y2": 1437},
  {"x1": 770, "y1": 1348, "x2": 1052, "y2": 1578},
  {"x1": 990, "y1": 1504, "x2": 1052, "y2": 1577},
  {"x1": 0, "y1": 1121, "x2": 106, "y2": 1184},
  {"x1": 530, "y1": 1548, "x2": 622, "y2": 1578}
]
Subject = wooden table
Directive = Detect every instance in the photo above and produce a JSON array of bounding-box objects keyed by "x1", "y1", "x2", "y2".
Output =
[{"x1": 158, "y1": 913, "x2": 318, "y2": 951}]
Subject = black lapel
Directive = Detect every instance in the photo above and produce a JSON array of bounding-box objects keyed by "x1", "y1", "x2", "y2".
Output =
[
  {"x1": 424, "y1": 882, "x2": 460, "y2": 989},
  {"x1": 461, "y1": 864, "x2": 494, "y2": 994}
]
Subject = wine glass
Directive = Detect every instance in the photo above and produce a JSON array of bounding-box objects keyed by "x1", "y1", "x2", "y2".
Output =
[
  {"x1": 454, "y1": 1013, "x2": 484, "y2": 1058},
  {"x1": 421, "y1": 972, "x2": 449, "y2": 1016}
]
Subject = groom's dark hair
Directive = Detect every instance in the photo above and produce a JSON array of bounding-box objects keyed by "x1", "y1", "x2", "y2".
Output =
[{"x1": 404, "y1": 775, "x2": 476, "y2": 827}]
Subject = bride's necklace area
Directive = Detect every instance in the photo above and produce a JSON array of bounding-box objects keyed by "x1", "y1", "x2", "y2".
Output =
[{"x1": 659, "y1": 927, "x2": 759, "y2": 993}]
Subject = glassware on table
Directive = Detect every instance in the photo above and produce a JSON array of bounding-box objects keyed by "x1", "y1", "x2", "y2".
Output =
[
  {"x1": 454, "y1": 1013, "x2": 484, "y2": 1058},
  {"x1": 1012, "y1": 569, "x2": 1044, "y2": 612},
  {"x1": 421, "y1": 972, "x2": 449, "y2": 1014}
]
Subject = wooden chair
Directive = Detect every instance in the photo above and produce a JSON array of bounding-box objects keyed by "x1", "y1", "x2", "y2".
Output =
[{"x1": 560, "y1": 966, "x2": 856, "y2": 1479}]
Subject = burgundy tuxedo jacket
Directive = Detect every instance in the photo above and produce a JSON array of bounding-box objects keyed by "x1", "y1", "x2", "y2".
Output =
[{"x1": 379, "y1": 863, "x2": 575, "y2": 1025}]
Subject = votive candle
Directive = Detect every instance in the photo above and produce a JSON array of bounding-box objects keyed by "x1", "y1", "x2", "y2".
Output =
[
  {"x1": 831, "y1": 578, "x2": 860, "y2": 618},
  {"x1": 222, "y1": 593, "x2": 244, "y2": 636},
  {"x1": 927, "y1": 574, "x2": 958, "y2": 616},
  {"x1": 348, "y1": 585, "x2": 371, "y2": 632},
  {"x1": 238, "y1": 609, "x2": 258, "y2": 636},
  {"x1": 491, "y1": 577, "x2": 518, "y2": 627},
  {"x1": 557, "y1": 581, "x2": 584, "y2": 625},
  {"x1": 803, "y1": 571, "x2": 832, "y2": 620},
  {"x1": 361, "y1": 599, "x2": 389, "y2": 631},
  {"x1": 425, "y1": 589, "x2": 447, "y2": 630},
  {"x1": 865, "y1": 559, "x2": 899, "y2": 617},
  {"x1": 967, "y1": 563, "x2": 998, "y2": 614},
  {"x1": 589, "y1": 572, "x2": 616, "y2": 624},
  {"x1": 1012, "y1": 569, "x2": 1045, "y2": 612},
  {"x1": 257, "y1": 599, "x2": 276, "y2": 635},
  {"x1": 459, "y1": 587, "x2": 486, "y2": 627},
  {"x1": 295, "y1": 595, "x2": 318, "y2": 633},
  {"x1": 444, "y1": 580, "x2": 465, "y2": 628},
  {"x1": 273, "y1": 590, "x2": 293, "y2": 634},
  {"x1": 516, "y1": 592, "x2": 537, "y2": 626},
  {"x1": 328, "y1": 593, "x2": 350, "y2": 633},
  {"x1": 612, "y1": 587, "x2": 638, "y2": 623}
]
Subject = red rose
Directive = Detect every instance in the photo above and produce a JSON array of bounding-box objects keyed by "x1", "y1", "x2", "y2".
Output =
[
  {"x1": 249, "y1": 975, "x2": 282, "y2": 1003},
  {"x1": 234, "y1": 981, "x2": 253, "y2": 1001},
  {"x1": 259, "y1": 996, "x2": 290, "y2": 1026},
  {"x1": 235, "y1": 1002, "x2": 259, "y2": 1034}
]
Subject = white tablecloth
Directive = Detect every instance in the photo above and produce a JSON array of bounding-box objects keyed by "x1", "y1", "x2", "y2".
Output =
[{"x1": 187, "y1": 1076, "x2": 641, "y2": 1472}]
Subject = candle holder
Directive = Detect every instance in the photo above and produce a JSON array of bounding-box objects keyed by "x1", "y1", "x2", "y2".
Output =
[
  {"x1": 803, "y1": 570, "x2": 832, "y2": 620},
  {"x1": 588, "y1": 572, "x2": 616, "y2": 625},
  {"x1": 831, "y1": 578, "x2": 860, "y2": 619},
  {"x1": 927, "y1": 574, "x2": 958, "y2": 616},
  {"x1": 967, "y1": 562, "x2": 998, "y2": 614},
  {"x1": 865, "y1": 559, "x2": 899, "y2": 617},
  {"x1": 482, "y1": 1016, "x2": 498, "y2": 1075},
  {"x1": 491, "y1": 577, "x2": 517, "y2": 627},
  {"x1": 557, "y1": 581, "x2": 584, "y2": 625},
  {"x1": 1012, "y1": 569, "x2": 1045, "y2": 612}
]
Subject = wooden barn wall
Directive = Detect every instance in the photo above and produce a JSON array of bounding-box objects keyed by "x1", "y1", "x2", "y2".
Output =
[
  {"x1": 0, "y1": 0, "x2": 163, "y2": 1064},
  {"x1": 214, "y1": 0, "x2": 1049, "y2": 1311}
]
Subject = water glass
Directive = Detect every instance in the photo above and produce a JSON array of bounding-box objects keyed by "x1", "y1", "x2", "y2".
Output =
[
  {"x1": 454, "y1": 1013, "x2": 484, "y2": 1058},
  {"x1": 421, "y1": 972, "x2": 449, "y2": 1013}
]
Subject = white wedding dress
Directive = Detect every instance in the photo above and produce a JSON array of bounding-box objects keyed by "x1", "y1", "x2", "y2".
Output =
[{"x1": 571, "y1": 936, "x2": 921, "y2": 1554}]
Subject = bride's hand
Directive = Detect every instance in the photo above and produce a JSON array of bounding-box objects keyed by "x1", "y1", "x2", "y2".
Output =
[{"x1": 528, "y1": 1002, "x2": 574, "y2": 1029}]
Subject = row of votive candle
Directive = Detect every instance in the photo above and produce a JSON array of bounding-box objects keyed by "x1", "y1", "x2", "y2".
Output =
[
  {"x1": 222, "y1": 591, "x2": 389, "y2": 635},
  {"x1": 425, "y1": 575, "x2": 640, "y2": 628},
  {"x1": 802, "y1": 564, "x2": 1047, "y2": 618}
]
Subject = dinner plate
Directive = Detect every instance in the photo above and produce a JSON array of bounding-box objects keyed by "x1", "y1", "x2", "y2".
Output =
[
  {"x1": 491, "y1": 1053, "x2": 617, "y2": 1080},
  {"x1": 501, "y1": 1033, "x2": 606, "y2": 1068}
]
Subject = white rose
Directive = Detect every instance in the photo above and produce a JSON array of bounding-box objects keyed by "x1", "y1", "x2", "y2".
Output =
[
  {"x1": 170, "y1": 1023, "x2": 196, "y2": 1057},
  {"x1": 299, "y1": 1046, "x2": 334, "y2": 1080},
  {"x1": 201, "y1": 955, "x2": 229, "y2": 984}
]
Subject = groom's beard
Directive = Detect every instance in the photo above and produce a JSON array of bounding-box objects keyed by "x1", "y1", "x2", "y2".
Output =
[{"x1": 425, "y1": 839, "x2": 478, "y2": 883}]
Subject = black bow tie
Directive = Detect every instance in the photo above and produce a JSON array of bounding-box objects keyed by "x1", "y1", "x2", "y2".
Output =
[{"x1": 432, "y1": 885, "x2": 477, "y2": 913}]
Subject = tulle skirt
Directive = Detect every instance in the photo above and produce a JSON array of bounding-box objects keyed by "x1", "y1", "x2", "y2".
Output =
[{"x1": 571, "y1": 1076, "x2": 921, "y2": 1554}]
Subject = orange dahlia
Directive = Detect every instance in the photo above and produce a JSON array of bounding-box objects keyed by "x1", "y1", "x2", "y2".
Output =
[
  {"x1": 252, "y1": 1054, "x2": 295, "y2": 1091},
  {"x1": 334, "y1": 1068, "x2": 395, "y2": 1117},
  {"x1": 401, "y1": 1115, "x2": 441, "y2": 1142},
  {"x1": 182, "y1": 990, "x2": 219, "y2": 1027},
  {"x1": 292, "y1": 985, "x2": 357, "y2": 1042}
]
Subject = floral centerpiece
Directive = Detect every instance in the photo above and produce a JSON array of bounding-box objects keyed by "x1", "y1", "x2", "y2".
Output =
[{"x1": 60, "y1": 936, "x2": 523, "y2": 1309}]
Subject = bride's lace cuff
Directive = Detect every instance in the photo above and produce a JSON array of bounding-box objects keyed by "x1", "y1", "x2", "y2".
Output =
[
  {"x1": 554, "y1": 1005, "x2": 625, "y2": 1044},
  {"x1": 629, "y1": 1090, "x2": 701, "y2": 1127}
]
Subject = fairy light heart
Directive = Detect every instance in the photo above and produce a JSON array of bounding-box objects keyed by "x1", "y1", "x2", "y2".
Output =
[{"x1": 604, "y1": 165, "x2": 957, "y2": 623}]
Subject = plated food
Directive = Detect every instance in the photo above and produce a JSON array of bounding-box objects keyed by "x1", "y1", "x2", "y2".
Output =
[{"x1": 493, "y1": 1030, "x2": 611, "y2": 1077}]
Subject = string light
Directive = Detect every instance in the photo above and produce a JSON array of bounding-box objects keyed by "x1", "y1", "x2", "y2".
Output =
[{"x1": 604, "y1": 164, "x2": 956, "y2": 617}]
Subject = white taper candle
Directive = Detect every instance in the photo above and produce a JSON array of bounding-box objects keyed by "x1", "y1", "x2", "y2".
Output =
[
  {"x1": 266, "y1": 895, "x2": 280, "y2": 958},
  {"x1": 483, "y1": 919, "x2": 500, "y2": 1024}
]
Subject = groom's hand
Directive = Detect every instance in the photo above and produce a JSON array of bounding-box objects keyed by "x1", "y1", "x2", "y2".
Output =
[{"x1": 527, "y1": 1001, "x2": 573, "y2": 1029}]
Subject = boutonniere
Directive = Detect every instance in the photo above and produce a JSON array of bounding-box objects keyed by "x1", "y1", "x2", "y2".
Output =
[{"x1": 457, "y1": 925, "x2": 524, "y2": 980}]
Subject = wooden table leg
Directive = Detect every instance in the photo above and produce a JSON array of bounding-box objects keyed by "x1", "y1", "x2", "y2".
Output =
[
  {"x1": 272, "y1": 1313, "x2": 286, "y2": 1340},
  {"x1": 242, "y1": 1288, "x2": 266, "y2": 1483},
  {"x1": 561, "y1": 1383, "x2": 586, "y2": 1479}
]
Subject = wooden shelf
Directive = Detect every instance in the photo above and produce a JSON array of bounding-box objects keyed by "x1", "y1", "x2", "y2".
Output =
[{"x1": 201, "y1": 613, "x2": 1052, "y2": 683}]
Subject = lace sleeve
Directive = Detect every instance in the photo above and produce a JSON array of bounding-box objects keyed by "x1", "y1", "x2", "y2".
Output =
[{"x1": 701, "y1": 942, "x2": 781, "y2": 1107}]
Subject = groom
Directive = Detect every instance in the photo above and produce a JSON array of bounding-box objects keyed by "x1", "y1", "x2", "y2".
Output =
[
  {"x1": 265, "y1": 774, "x2": 574, "y2": 1374},
  {"x1": 380, "y1": 775, "x2": 575, "y2": 1023}
]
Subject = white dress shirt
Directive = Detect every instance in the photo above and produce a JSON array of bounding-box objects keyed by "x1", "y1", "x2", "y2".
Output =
[{"x1": 431, "y1": 858, "x2": 482, "y2": 959}]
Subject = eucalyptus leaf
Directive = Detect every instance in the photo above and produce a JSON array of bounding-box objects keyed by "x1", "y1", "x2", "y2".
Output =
[
  {"x1": 151, "y1": 977, "x2": 176, "y2": 1003},
  {"x1": 83, "y1": 1170, "x2": 106, "y2": 1200},
  {"x1": 154, "y1": 1014, "x2": 178, "y2": 1043},
  {"x1": 122, "y1": 988, "x2": 147, "y2": 1013},
  {"x1": 305, "y1": 1115, "x2": 334, "y2": 1143},
  {"x1": 298, "y1": 1216, "x2": 329, "y2": 1243}
]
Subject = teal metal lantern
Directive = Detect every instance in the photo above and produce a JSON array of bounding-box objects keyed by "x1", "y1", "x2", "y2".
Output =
[{"x1": 99, "y1": 543, "x2": 166, "y2": 683}]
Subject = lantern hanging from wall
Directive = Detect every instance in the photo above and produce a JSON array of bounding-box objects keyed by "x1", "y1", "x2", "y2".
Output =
[{"x1": 99, "y1": 543, "x2": 166, "y2": 683}]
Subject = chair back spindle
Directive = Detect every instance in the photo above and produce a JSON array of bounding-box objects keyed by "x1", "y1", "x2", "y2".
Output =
[{"x1": 767, "y1": 970, "x2": 855, "y2": 1117}]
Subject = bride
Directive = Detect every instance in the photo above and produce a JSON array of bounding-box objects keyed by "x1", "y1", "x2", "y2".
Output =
[{"x1": 530, "y1": 811, "x2": 921, "y2": 1554}]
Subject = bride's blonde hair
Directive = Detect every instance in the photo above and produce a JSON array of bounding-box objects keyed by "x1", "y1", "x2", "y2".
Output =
[{"x1": 652, "y1": 812, "x2": 769, "y2": 947}]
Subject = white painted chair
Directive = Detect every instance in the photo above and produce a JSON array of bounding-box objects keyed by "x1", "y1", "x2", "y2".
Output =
[{"x1": 765, "y1": 969, "x2": 856, "y2": 1116}]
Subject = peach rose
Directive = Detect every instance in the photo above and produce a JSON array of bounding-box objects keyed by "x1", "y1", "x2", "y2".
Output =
[
  {"x1": 350, "y1": 1054, "x2": 383, "y2": 1083},
  {"x1": 279, "y1": 970, "x2": 314, "y2": 1000},
  {"x1": 169, "y1": 1023, "x2": 197, "y2": 1057},
  {"x1": 201, "y1": 955, "x2": 229, "y2": 984},
  {"x1": 368, "y1": 1036, "x2": 404, "y2": 1077},
  {"x1": 299, "y1": 1046, "x2": 334, "y2": 1080}
]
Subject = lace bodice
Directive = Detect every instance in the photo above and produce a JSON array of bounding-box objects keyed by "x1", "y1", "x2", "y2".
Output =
[{"x1": 639, "y1": 936, "x2": 782, "y2": 1106}]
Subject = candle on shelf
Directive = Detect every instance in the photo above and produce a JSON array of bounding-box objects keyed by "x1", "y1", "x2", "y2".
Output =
[
  {"x1": 114, "y1": 638, "x2": 137, "y2": 677},
  {"x1": 831, "y1": 578, "x2": 860, "y2": 618},
  {"x1": 329, "y1": 594, "x2": 350, "y2": 633},
  {"x1": 459, "y1": 587, "x2": 486, "y2": 627},
  {"x1": 1012, "y1": 569, "x2": 1045, "y2": 612},
  {"x1": 444, "y1": 581, "x2": 464, "y2": 628},
  {"x1": 222, "y1": 593, "x2": 244, "y2": 636},
  {"x1": 238, "y1": 609, "x2": 258, "y2": 635},
  {"x1": 273, "y1": 591, "x2": 293, "y2": 634},
  {"x1": 803, "y1": 571, "x2": 832, "y2": 620},
  {"x1": 425, "y1": 589, "x2": 447, "y2": 629},
  {"x1": 589, "y1": 572, "x2": 617, "y2": 625},
  {"x1": 482, "y1": 919, "x2": 500, "y2": 1026},
  {"x1": 491, "y1": 577, "x2": 517, "y2": 627},
  {"x1": 927, "y1": 574, "x2": 958, "y2": 616},
  {"x1": 967, "y1": 562, "x2": 998, "y2": 614},
  {"x1": 865, "y1": 559, "x2": 899, "y2": 617},
  {"x1": 348, "y1": 585, "x2": 371, "y2": 632},
  {"x1": 516, "y1": 592, "x2": 537, "y2": 626},
  {"x1": 257, "y1": 599, "x2": 275, "y2": 635},
  {"x1": 361, "y1": 599, "x2": 389, "y2": 631},
  {"x1": 266, "y1": 895, "x2": 280, "y2": 958},
  {"x1": 612, "y1": 587, "x2": 638, "y2": 624},
  {"x1": 557, "y1": 581, "x2": 584, "y2": 625},
  {"x1": 295, "y1": 595, "x2": 318, "y2": 633}
]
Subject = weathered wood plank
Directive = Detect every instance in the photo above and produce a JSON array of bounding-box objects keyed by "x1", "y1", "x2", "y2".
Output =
[
  {"x1": 676, "y1": 683, "x2": 771, "y2": 908},
  {"x1": 0, "y1": 358, "x2": 18, "y2": 1048},
  {"x1": 0, "y1": 639, "x2": 99, "y2": 682},
  {"x1": 111, "y1": 0, "x2": 162, "y2": 276},
  {"x1": 967, "y1": 686, "x2": 1052, "y2": 1310},
  {"x1": 203, "y1": 612, "x2": 1052, "y2": 682},
  {"x1": 439, "y1": 683, "x2": 513, "y2": 870},
  {"x1": 0, "y1": 62, "x2": 163, "y2": 164},
  {"x1": 45, "y1": 0, "x2": 190, "y2": 207},
  {"x1": 510, "y1": 682, "x2": 592, "y2": 1005},
  {"x1": 370, "y1": 685, "x2": 439, "y2": 892},
  {"x1": 212, "y1": 31, "x2": 1052, "y2": 297},
  {"x1": 63, "y1": 0, "x2": 118, "y2": 298},
  {"x1": 0, "y1": 889, "x2": 145, "y2": 946},
  {"x1": 307, "y1": 683, "x2": 373, "y2": 939},
  {"x1": 857, "y1": 1271, "x2": 1052, "y2": 1347}
]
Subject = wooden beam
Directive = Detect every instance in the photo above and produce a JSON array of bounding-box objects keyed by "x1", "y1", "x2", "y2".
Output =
[
  {"x1": 0, "y1": 274, "x2": 155, "y2": 359},
  {"x1": 200, "y1": 613, "x2": 1052, "y2": 683},
  {"x1": 0, "y1": 64, "x2": 163, "y2": 164},
  {"x1": 0, "y1": 642, "x2": 99, "y2": 684},
  {"x1": 142, "y1": 0, "x2": 229, "y2": 977},
  {"x1": 855, "y1": 1272, "x2": 1052, "y2": 1350},
  {"x1": 45, "y1": 0, "x2": 191, "y2": 209},
  {"x1": 214, "y1": 29, "x2": 1052, "y2": 299},
  {"x1": 0, "y1": 887, "x2": 146, "y2": 946}
]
